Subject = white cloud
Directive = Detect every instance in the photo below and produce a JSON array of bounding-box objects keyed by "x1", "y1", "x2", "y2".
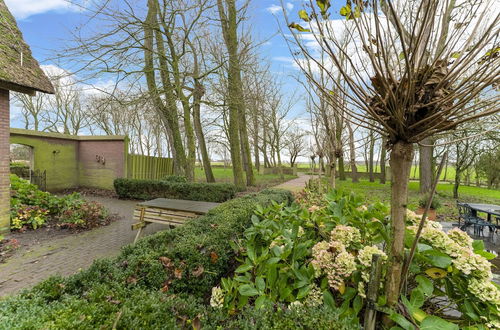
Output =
[
  {"x1": 286, "y1": 2, "x2": 294, "y2": 10},
  {"x1": 266, "y1": 4, "x2": 282, "y2": 14},
  {"x1": 4, "y1": 0, "x2": 82, "y2": 20}
]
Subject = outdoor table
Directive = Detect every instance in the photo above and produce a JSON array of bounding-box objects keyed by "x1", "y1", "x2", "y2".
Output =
[
  {"x1": 466, "y1": 203, "x2": 500, "y2": 224},
  {"x1": 132, "y1": 198, "x2": 220, "y2": 243}
]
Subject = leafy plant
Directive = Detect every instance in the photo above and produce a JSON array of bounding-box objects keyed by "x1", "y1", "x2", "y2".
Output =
[{"x1": 418, "y1": 194, "x2": 442, "y2": 209}]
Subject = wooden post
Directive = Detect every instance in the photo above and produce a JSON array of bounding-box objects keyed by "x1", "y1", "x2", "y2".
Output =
[{"x1": 364, "y1": 254, "x2": 383, "y2": 330}]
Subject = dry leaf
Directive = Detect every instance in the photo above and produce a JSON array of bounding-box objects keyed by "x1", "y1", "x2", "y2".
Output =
[
  {"x1": 126, "y1": 276, "x2": 137, "y2": 285},
  {"x1": 174, "y1": 268, "x2": 183, "y2": 279},
  {"x1": 192, "y1": 265, "x2": 204, "y2": 277},
  {"x1": 192, "y1": 316, "x2": 201, "y2": 330},
  {"x1": 210, "y1": 252, "x2": 219, "y2": 264},
  {"x1": 159, "y1": 256, "x2": 172, "y2": 268}
]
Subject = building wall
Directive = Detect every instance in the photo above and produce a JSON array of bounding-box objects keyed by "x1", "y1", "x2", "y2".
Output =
[
  {"x1": 10, "y1": 129, "x2": 127, "y2": 191},
  {"x1": 78, "y1": 140, "x2": 127, "y2": 190},
  {"x1": 0, "y1": 90, "x2": 9, "y2": 233},
  {"x1": 10, "y1": 134, "x2": 79, "y2": 190}
]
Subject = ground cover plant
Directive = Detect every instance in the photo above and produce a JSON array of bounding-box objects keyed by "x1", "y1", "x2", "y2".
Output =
[
  {"x1": 10, "y1": 174, "x2": 111, "y2": 231},
  {"x1": 0, "y1": 235, "x2": 19, "y2": 263},
  {"x1": 0, "y1": 189, "x2": 358, "y2": 330},
  {"x1": 211, "y1": 183, "x2": 499, "y2": 328},
  {"x1": 114, "y1": 177, "x2": 237, "y2": 202}
]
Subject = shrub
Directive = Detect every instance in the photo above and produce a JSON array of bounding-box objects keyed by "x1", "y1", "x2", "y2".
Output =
[
  {"x1": 418, "y1": 194, "x2": 442, "y2": 209},
  {"x1": 162, "y1": 175, "x2": 188, "y2": 183},
  {"x1": 0, "y1": 189, "x2": 293, "y2": 328},
  {"x1": 113, "y1": 178, "x2": 237, "y2": 202},
  {"x1": 10, "y1": 175, "x2": 111, "y2": 231}
]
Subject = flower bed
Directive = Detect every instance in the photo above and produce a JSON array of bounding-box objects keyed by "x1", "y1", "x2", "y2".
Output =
[
  {"x1": 211, "y1": 185, "x2": 499, "y2": 328},
  {"x1": 10, "y1": 174, "x2": 112, "y2": 231}
]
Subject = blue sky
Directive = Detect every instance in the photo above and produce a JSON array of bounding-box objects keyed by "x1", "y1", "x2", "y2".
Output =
[{"x1": 5, "y1": 0, "x2": 310, "y2": 127}]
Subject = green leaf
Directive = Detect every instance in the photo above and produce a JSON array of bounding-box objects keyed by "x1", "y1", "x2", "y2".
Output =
[
  {"x1": 422, "y1": 250, "x2": 452, "y2": 268},
  {"x1": 420, "y1": 316, "x2": 459, "y2": 330},
  {"x1": 255, "y1": 295, "x2": 267, "y2": 309},
  {"x1": 323, "y1": 291, "x2": 336, "y2": 310},
  {"x1": 340, "y1": 5, "x2": 351, "y2": 16},
  {"x1": 247, "y1": 244, "x2": 256, "y2": 262},
  {"x1": 389, "y1": 313, "x2": 415, "y2": 330},
  {"x1": 472, "y1": 240, "x2": 485, "y2": 252},
  {"x1": 410, "y1": 289, "x2": 425, "y2": 309},
  {"x1": 296, "y1": 284, "x2": 310, "y2": 299},
  {"x1": 235, "y1": 263, "x2": 253, "y2": 273},
  {"x1": 266, "y1": 257, "x2": 281, "y2": 265},
  {"x1": 476, "y1": 250, "x2": 496, "y2": 260},
  {"x1": 399, "y1": 52, "x2": 405, "y2": 60},
  {"x1": 288, "y1": 22, "x2": 311, "y2": 33},
  {"x1": 267, "y1": 265, "x2": 277, "y2": 286},
  {"x1": 238, "y1": 284, "x2": 259, "y2": 297},
  {"x1": 298, "y1": 9, "x2": 310, "y2": 22},
  {"x1": 316, "y1": 0, "x2": 330, "y2": 14},
  {"x1": 450, "y1": 51, "x2": 461, "y2": 59},
  {"x1": 415, "y1": 275, "x2": 433, "y2": 296},
  {"x1": 353, "y1": 295, "x2": 363, "y2": 314},
  {"x1": 256, "y1": 276, "x2": 266, "y2": 292}
]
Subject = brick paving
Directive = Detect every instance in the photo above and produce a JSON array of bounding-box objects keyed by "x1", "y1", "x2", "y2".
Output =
[{"x1": 0, "y1": 197, "x2": 164, "y2": 297}]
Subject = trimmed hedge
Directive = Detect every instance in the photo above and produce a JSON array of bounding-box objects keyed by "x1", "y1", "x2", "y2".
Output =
[
  {"x1": 114, "y1": 178, "x2": 237, "y2": 202},
  {"x1": 0, "y1": 189, "x2": 302, "y2": 329}
]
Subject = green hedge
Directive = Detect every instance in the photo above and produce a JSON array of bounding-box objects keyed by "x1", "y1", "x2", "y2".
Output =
[
  {"x1": 114, "y1": 178, "x2": 237, "y2": 202},
  {"x1": 0, "y1": 189, "x2": 300, "y2": 329}
]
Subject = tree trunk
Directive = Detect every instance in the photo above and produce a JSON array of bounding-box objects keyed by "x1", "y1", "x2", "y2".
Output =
[
  {"x1": 192, "y1": 81, "x2": 215, "y2": 182},
  {"x1": 453, "y1": 169, "x2": 461, "y2": 199},
  {"x1": 348, "y1": 123, "x2": 359, "y2": 183},
  {"x1": 385, "y1": 141, "x2": 414, "y2": 309},
  {"x1": 369, "y1": 131, "x2": 375, "y2": 182},
  {"x1": 380, "y1": 136, "x2": 387, "y2": 184},
  {"x1": 419, "y1": 137, "x2": 433, "y2": 193},
  {"x1": 217, "y1": 0, "x2": 245, "y2": 190},
  {"x1": 338, "y1": 154, "x2": 346, "y2": 181},
  {"x1": 253, "y1": 111, "x2": 260, "y2": 172}
]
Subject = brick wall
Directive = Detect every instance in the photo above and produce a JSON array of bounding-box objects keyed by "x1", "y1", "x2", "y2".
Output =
[
  {"x1": 78, "y1": 140, "x2": 126, "y2": 189},
  {"x1": 0, "y1": 89, "x2": 10, "y2": 233}
]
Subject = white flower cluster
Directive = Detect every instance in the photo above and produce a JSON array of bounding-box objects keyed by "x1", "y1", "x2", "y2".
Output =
[
  {"x1": 468, "y1": 278, "x2": 500, "y2": 305},
  {"x1": 304, "y1": 284, "x2": 323, "y2": 307},
  {"x1": 330, "y1": 225, "x2": 361, "y2": 247},
  {"x1": 311, "y1": 238, "x2": 356, "y2": 290},
  {"x1": 210, "y1": 286, "x2": 224, "y2": 308},
  {"x1": 414, "y1": 220, "x2": 500, "y2": 317},
  {"x1": 357, "y1": 245, "x2": 387, "y2": 297}
]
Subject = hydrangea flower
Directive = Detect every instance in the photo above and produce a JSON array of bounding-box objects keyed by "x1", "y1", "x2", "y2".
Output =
[
  {"x1": 304, "y1": 284, "x2": 323, "y2": 307},
  {"x1": 210, "y1": 286, "x2": 224, "y2": 308},
  {"x1": 447, "y1": 228, "x2": 473, "y2": 248},
  {"x1": 311, "y1": 240, "x2": 356, "y2": 290},
  {"x1": 468, "y1": 278, "x2": 500, "y2": 305},
  {"x1": 330, "y1": 225, "x2": 361, "y2": 247}
]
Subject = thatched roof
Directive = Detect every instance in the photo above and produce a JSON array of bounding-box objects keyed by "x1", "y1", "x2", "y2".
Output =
[{"x1": 0, "y1": 0, "x2": 54, "y2": 95}]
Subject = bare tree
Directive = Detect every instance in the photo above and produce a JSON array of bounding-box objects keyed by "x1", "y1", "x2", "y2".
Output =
[{"x1": 287, "y1": 0, "x2": 499, "y2": 308}]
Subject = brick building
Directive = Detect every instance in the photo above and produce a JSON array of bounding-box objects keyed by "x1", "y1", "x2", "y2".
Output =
[{"x1": 0, "y1": 0, "x2": 54, "y2": 233}]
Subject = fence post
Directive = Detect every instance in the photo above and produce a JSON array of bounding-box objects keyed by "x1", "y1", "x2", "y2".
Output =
[{"x1": 364, "y1": 254, "x2": 383, "y2": 330}]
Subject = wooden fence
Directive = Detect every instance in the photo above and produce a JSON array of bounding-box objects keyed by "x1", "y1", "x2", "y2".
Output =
[{"x1": 127, "y1": 154, "x2": 174, "y2": 180}]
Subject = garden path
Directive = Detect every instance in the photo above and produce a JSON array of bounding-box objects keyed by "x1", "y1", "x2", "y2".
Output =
[
  {"x1": 0, "y1": 197, "x2": 164, "y2": 297},
  {"x1": 274, "y1": 172, "x2": 315, "y2": 192}
]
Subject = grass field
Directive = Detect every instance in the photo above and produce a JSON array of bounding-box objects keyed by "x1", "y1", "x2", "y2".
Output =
[
  {"x1": 194, "y1": 166, "x2": 296, "y2": 189},
  {"x1": 332, "y1": 178, "x2": 500, "y2": 221},
  {"x1": 296, "y1": 163, "x2": 474, "y2": 181}
]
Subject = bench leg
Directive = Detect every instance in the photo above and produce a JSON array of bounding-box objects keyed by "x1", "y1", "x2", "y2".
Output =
[{"x1": 134, "y1": 227, "x2": 143, "y2": 244}]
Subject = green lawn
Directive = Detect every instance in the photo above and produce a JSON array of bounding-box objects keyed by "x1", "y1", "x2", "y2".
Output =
[
  {"x1": 332, "y1": 178, "x2": 500, "y2": 221},
  {"x1": 194, "y1": 166, "x2": 296, "y2": 189}
]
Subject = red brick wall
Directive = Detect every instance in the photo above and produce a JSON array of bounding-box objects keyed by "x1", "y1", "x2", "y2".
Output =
[
  {"x1": 78, "y1": 140, "x2": 126, "y2": 189},
  {"x1": 0, "y1": 90, "x2": 10, "y2": 233}
]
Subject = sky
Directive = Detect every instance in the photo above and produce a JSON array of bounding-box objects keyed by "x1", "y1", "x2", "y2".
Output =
[{"x1": 5, "y1": 0, "x2": 310, "y2": 128}]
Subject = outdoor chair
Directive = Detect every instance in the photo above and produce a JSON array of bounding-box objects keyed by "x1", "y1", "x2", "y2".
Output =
[
  {"x1": 457, "y1": 202, "x2": 483, "y2": 235},
  {"x1": 474, "y1": 219, "x2": 496, "y2": 238}
]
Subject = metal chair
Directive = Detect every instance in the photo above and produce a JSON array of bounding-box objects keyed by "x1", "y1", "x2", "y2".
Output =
[{"x1": 457, "y1": 202, "x2": 483, "y2": 235}]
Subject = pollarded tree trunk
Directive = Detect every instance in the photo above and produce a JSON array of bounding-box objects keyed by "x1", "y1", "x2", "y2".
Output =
[
  {"x1": 419, "y1": 137, "x2": 433, "y2": 193},
  {"x1": 385, "y1": 141, "x2": 414, "y2": 309},
  {"x1": 380, "y1": 136, "x2": 387, "y2": 184},
  {"x1": 338, "y1": 154, "x2": 346, "y2": 181}
]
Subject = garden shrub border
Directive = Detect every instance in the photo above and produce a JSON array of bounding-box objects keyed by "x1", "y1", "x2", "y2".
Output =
[
  {"x1": 0, "y1": 189, "x2": 335, "y2": 329},
  {"x1": 114, "y1": 178, "x2": 238, "y2": 202}
]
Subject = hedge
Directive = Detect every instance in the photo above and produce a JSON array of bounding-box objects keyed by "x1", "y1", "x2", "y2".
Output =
[
  {"x1": 114, "y1": 178, "x2": 237, "y2": 202},
  {"x1": 0, "y1": 189, "x2": 311, "y2": 329}
]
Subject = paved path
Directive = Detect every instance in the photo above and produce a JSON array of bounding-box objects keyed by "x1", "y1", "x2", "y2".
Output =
[
  {"x1": 274, "y1": 173, "x2": 315, "y2": 192},
  {"x1": 0, "y1": 197, "x2": 164, "y2": 297}
]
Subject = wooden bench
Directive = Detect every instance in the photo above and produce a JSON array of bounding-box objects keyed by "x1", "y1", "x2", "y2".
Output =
[{"x1": 132, "y1": 198, "x2": 220, "y2": 243}]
